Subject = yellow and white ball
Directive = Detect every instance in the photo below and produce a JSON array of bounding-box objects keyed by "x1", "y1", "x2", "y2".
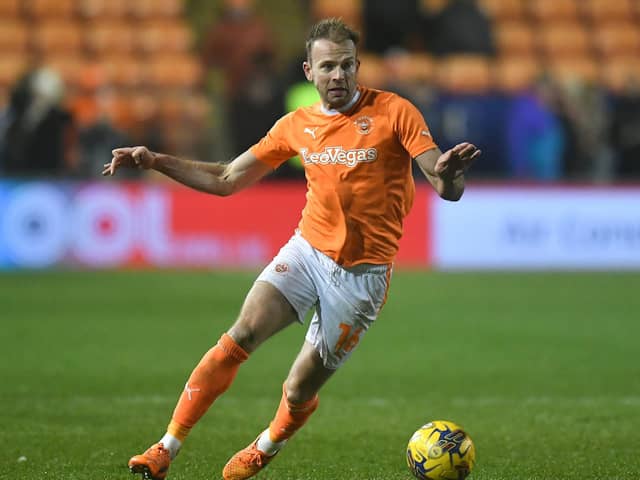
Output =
[{"x1": 406, "y1": 420, "x2": 476, "y2": 480}]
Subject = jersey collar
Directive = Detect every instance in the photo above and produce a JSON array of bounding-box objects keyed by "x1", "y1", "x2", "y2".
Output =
[{"x1": 319, "y1": 88, "x2": 361, "y2": 116}]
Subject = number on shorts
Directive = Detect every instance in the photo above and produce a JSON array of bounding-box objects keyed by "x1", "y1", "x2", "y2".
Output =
[{"x1": 334, "y1": 323, "x2": 362, "y2": 357}]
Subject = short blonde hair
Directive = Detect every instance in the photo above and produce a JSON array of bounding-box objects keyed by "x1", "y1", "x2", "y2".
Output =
[{"x1": 305, "y1": 18, "x2": 360, "y2": 63}]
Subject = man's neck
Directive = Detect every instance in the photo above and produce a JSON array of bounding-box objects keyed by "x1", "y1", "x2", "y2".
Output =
[{"x1": 320, "y1": 88, "x2": 361, "y2": 116}]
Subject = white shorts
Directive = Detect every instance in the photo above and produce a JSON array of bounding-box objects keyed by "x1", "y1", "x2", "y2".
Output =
[{"x1": 256, "y1": 232, "x2": 392, "y2": 370}]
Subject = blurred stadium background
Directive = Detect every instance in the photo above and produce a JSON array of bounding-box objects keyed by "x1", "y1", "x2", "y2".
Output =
[
  {"x1": 1, "y1": 0, "x2": 639, "y2": 270},
  {"x1": 1, "y1": 1, "x2": 640, "y2": 479}
]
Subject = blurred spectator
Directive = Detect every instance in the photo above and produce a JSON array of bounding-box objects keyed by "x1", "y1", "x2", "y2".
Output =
[
  {"x1": 70, "y1": 65, "x2": 134, "y2": 179},
  {"x1": 363, "y1": 0, "x2": 424, "y2": 54},
  {"x1": 559, "y1": 80, "x2": 613, "y2": 181},
  {"x1": 506, "y1": 75, "x2": 565, "y2": 181},
  {"x1": 200, "y1": 0, "x2": 282, "y2": 156},
  {"x1": 0, "y1": 67, "x2": 76, "y2": 177},
  {"x1": 227, "y1": 50, "x2": 286, "y2": 156},
  {"x1": 610, "y1": 76, "x2": 640, "y2": 178},
  {"x1": 427, "y1": 0, "x2": 496, "y2": 57}
]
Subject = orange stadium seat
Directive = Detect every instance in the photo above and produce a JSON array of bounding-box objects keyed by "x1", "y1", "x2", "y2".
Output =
[
  {"x1": 593, "y1": 23, "x2": 640, "y2": 59},
  {"x1": 478, "y1": 0, "x2": 525, "y2": 21},
  {"x1": 528, "y1": 0, "x2": 579, "y2": 23},
  {"x1": 600, "y1": 57, "x2": 640, "y2": 92},
  {"x1": 101, "y1": 91, "x2": 136, "y2": 130},
  {"x1": 0, "y1": 0, "x2": 22, "y2": 17},
  {"x1": 125, "y1": 0, "x2": 183, "y2": 19},
  {"x1": 85, "y1": 21, "x2": 136, "y2": 55},
  {"x1": 0, "y1": 55, "x2": 28, "y2": 89},
  {"x1": 581, "y1": 0, "x2": 634, "y2": 22},
  {"x1": 436, "y1": 55, "x2": 492, "y2": 94},
  {"x1": 537, "y1": 22, "x2": 591, "y2": 59},
  {"x1": 77, "y1": 0, "x2": 129, "y2": 19},
  {"x1": 129, "y1": 91, "x2": 160, "y2": 124},
  {"x1": 32, "y1": 21, "x2": 84, "y2": 55},
  {"x1": 156, "y1": 0, "x2": 184, "y2": 18},
  {"x1": 546, "y1": 56, "x2": 599, "y2": 85},
  {"x1": 0, "y1": 19, "x2": 30, "y2": 53},
  {"x1": 408, "y1": 52, "x2": 436, "y2": 83},
  {"x1": 97, "y1": 55, "x2": 145, "y2": 89},
  {"x1": 312, "y1": 0, "x2": 362, "y2": 29},
  {"x1": 137, "y1": 21, "x2": 194, "y2": 55},
  {"x1": 26, "y1": 0, "x2": 76, "y2": 18},
  {"x1": 146, "y1": 55, "x2": 203, "y2": 89},
  {"x1": 357, "y1": 53, "x2": 387, "y2": 89},
  {"x1": 493, "y1": 56, "x2": 541, "y2": 93},
  {"x1": 495, "y1": 22, "x2": 536, "y2": 56}
]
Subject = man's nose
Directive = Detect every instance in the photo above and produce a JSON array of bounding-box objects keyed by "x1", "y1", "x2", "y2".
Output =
[{"x1": 331, "y1": 67, "x2": 345, "y2": 81}]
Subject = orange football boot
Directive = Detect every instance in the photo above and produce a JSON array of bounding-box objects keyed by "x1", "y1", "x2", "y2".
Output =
[
  {"x1": 128, "y1": 443, "x2": 171, "y2": 480},
  {"x1": 222, "y1": 438, "x2": 278, "y2": 480}
]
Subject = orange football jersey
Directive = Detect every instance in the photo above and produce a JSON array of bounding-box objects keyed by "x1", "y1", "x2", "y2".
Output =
[{"x1": 250, "y1": 86, "x2": 437, "y2": 267}]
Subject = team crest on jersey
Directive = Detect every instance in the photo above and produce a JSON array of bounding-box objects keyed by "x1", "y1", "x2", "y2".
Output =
[
  {"x1": 354, "y1": 116, "x2": 374, "y2": 135},
  {"x1": 275, "y1": 263, "x2": 289, "y2": 273}
]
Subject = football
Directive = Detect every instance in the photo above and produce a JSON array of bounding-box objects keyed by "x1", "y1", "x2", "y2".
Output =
[{"x1": 406, "y1": 420, "x2": 476, "y2": 480}]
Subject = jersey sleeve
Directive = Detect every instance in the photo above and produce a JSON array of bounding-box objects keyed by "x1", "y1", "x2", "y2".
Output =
[
  {"x1": 389, "y1": 94, "x2": 438, "y2": 159},
  {"x1": 249, "y1": 113, "x2": 298, "y2": 168}
]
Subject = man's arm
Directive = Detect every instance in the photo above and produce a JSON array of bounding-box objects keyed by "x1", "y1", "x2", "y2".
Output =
[
  {"x1": 103, "y1": 146, "x2": 273, "y2": 196},
  {"x1": 414, "y1": 143, "x2": 481, "y2": 201}
]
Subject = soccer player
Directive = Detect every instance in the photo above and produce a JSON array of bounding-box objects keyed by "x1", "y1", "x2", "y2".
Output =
[{"x1": 104, "y1": 18, "x2": 480, "y2": 480}]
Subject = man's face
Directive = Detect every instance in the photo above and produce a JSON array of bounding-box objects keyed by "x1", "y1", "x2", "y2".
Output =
[{"x1": 303, "y1": 39, "x2": 359, "y2": 110}]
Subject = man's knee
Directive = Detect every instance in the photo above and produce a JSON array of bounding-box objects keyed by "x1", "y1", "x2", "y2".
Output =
[
  {"x1": 227, "y1": 282, "x2": 297, "y2": 353},
  {"x1": 227, "y1": 323, "x2": 259, "y2": 352},
  {"x1": 283, "y1": 374, "x2": 323, "y2": 405}
]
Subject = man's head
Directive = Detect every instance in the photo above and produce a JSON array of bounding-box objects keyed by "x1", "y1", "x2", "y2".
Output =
[{"x1": 303, "y1": 18, "x2": 360, "y2": 110}]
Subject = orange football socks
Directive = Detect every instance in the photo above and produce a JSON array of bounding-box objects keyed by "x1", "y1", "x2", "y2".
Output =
[
  {"x1": 268, "y1": 384, "x2": 319, "y2": 443},
  {"x1": 169, "y1": 333, "x2": 249, "y2": 439}
]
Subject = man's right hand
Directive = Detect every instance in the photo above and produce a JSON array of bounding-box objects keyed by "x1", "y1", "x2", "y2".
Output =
[{"x1": 103, "y1": 146, "x2": 156, "y2": 176}]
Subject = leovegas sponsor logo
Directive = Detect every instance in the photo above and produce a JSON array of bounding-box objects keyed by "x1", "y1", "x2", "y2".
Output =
[{"x1": 300, "y1": 146, "x2": 378, "y2": 167}]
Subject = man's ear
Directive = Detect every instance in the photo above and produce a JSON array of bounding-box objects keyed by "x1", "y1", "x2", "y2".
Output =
[{"x1": 303, "y1": 61, "x2": 313, "y2": 82}]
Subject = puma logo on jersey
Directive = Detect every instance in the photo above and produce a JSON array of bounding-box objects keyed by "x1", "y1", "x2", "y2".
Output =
[
  {"x1": 421, "y1": 130, "x2": 431, "y2": 137},
  {"x1": 303, "y1": 127, "x2": 318, "y2": 139},
  {"x1": 300, "y1": 146, "x2": 378, "y2": 167}
]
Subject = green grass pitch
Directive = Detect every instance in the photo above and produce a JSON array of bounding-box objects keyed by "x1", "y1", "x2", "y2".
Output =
[{"x1": 1, "y1": 270, "x2": 639, "y2": 480}]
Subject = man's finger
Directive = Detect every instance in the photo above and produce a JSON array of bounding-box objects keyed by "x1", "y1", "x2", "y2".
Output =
[
  {"x1": 457, "y1": 144, "x2": 477, "y2": 158},
  {"x1": 452, "y1": 142, "x2": 470, "y2": 154},
  {"x1": 111, "y1": 148, "x2": 131, "y2": 157}
]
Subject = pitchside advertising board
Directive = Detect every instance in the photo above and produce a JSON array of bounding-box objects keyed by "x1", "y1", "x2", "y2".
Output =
[
  {"x1": 0, "y1": 180, "x2": 429, "y2": 269},
  {"x1": 0, "y1": 180, "x2": 639, "y2": 270},
  {"x1": 432, "y1": 187, "x2": 640, "y2": 270}
]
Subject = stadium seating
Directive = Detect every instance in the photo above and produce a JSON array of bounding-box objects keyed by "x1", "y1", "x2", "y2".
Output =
[
  {"x1": 478, "y1": 0, "x2": 525, "y2": 21},
  {"x1": 0, "y1": 0, "x2": 208, "y2": 155},
  {"x1": 76, "y1": 0, "x2": 129, "y2": 19},
  {"x1": 84, "y1": 21, "x2": 136, "y2": 55},
  {"x1": 600, "y1": 56, "x2": 640, "y2": 92},
  {"x1": 581, "y1": 0, "x2": 634, "y2": 22},
  {"x1": 0, "y1": 19, "x2": 30, "y2": 53},
  {"x1": 26, "y1": 0, "x2": 76, "y2": 19},
  {"x1": 493, "y1": 56, "x2": 541, "y2": 93},
  {"x1": 1, "y1": 0, "x2": 640, "y2": 146},
  {"x1": 436, "y1": 55, "x2": 493, "y2": 94},
  {"x1": 31, "y1": 20, "x2": 84, "y2": 55},
  {"x1": 0, "y1": 0, "x2": 21, "y2": 18},
  {"x1": 537, "y1": 22, "x2": 591, "y2": 59},
  {"x1": 495, "y1": 21, "x2": 536, "y2": 56},
  {"x1": 528, "y1": 0, "x2": 579, "y2": 23},
  {"x1": 593, "y1": 23, "x2": 640, "y2": 59}
]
